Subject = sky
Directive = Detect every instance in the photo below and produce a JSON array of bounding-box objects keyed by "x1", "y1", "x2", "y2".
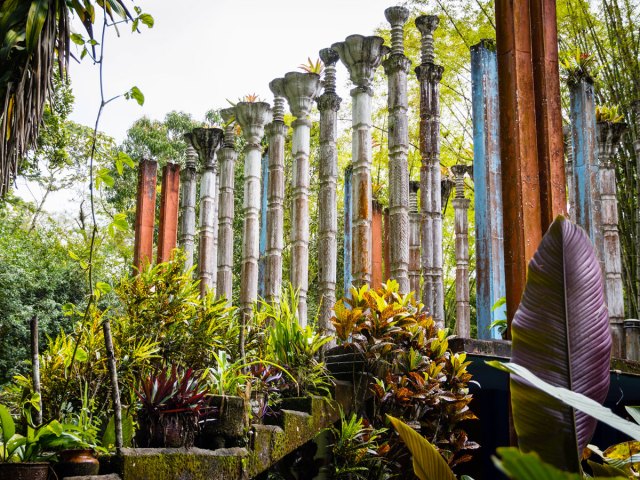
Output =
[{"x1": 68, "y1": 0, "x2": 413, "y2": 143}]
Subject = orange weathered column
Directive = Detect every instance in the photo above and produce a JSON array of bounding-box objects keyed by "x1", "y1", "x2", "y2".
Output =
[
  {"x1": 157, "y1": 163, "x2": 181, "y2": 264},
  {"x1": 372, "y1": 200, "x2": 384, "y2": 289},
  {"x1": 383, "y1": 207, "x2": 390, "y2": 282},
  {"x1": 133, "y1": 159, "x2": 158, "y2": 272}
]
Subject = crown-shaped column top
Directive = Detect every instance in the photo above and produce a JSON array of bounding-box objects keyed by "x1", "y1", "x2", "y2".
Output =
[
  {"x1": 451, "y1": 164, "x2": 472, "y2": 198},
  {"x1": 280, "y1": 72, "x2": 321, "y2": 119},
  {"x1": 220, "y1": 108, "x2": 237, "y2": 148},
  {"x1": 415, "y1": 15, "x2": 440, "y2": 64},
  {"x1": 185, "y1": 128, "x2": 224, "y2": 168},
  {"x1": 268, "y1": 78, "x2": 286, "y2": 122},
  {"x1": 234, "y1": 102, "x2": 272, "y2": 144},
  {"x1": 331, "y1": 35, "x2": 390, "y2": 89},
  {"x1": 385, "y1": 6, "x2": 410, "y2": 55},
  {"x1": 596, "y1": 121, "x2": 628, "y2": 166},
  {"x1": 184, "y1": 144, "x2": 198, "y2": 169},
  {"x1": 319, "y1": 48, "x2": 340, "y2": 94}
]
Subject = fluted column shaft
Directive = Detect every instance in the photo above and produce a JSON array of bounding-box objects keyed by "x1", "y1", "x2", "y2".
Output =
[
  {"x1": 452, "y1": 165, "x2": 471, "y2": 338},
  {"x1": 317, "y1": 49, "x2": 342, "y2": 332},
  {"x1": 562, "y1": 126, "x2": 575, "y2": 219},
  {"x1": 217, "y1": 109, "x2": 238, "y2": 305},
  {"x1": 597, "y1": 121, "x2": 627, "y2": 357},
  {"x1": 264, "y1": 91, "x2": 287, "y2": 305},
  {"x1": 235, "y1": 103, "x2": 272, "y2": 351},
  {"x1": 384, "y1": 7, "x2": 411, "y2": 294},
  {"x1": 179, "y1": 145, "x2": 198, "y2": 271},
  {"x1": 416, "y1": 16, "x2": 445, "y2": 328},
  {"x1": 408, "y1": 181, "x2": 421, "y2": 296}
]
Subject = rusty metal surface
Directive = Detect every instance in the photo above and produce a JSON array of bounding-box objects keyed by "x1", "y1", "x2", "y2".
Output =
[
  {"x1": 157, "y1": 163, "x2": 181, "y2": 264},
  {"x1": 133, "y1": 159, "x2": 158, "y2": 272}
]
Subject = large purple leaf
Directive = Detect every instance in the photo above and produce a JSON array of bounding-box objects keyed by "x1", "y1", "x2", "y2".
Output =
[{"x1": 511, "y1": 216, "x2": 611, "y2": 472}]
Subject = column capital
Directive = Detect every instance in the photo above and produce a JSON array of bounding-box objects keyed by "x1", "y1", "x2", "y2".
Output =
[
  {"x1": 184, "y1": 144, "x2": 198, "y2": 170},
  {"x1": 383, "y1": 55, "x2": 411, "y2": 75},
  {"x1": 268, "y1": 78, "x2": 287, "y2": 122},
  {"x1": 415, "y1": 63, "x2": 444, "y2": 83},
  {"x1": 234, "y1": 102, "x2": 272, "y2": 145},
  {"x1": 185, "y1": 128, "x2": 223, "y2": 169},
  {"x1": 319, "y1": 47, "x2": 340, "y2": 68},
  {"x1": 415, "y1": 15, "x2": 439, "y2": 64},
  {"x1": 596, "y1": 121, "x2": 627, "y2": 167},
  {"x1": 220, "y1": 107, "x2": 237, "y2": 148},
  {"x1": 385, "y1": 6, "x2": 410, "y2": 56},
  {"x1": 332, "y1": 35, "x2": 390, "y2": 89},
  {"x1": 319, "y1": 47, "x2": 340, "y2": 98},
  {"x1": 281, "y1": 71, "x2": 321, "y2": 119}
]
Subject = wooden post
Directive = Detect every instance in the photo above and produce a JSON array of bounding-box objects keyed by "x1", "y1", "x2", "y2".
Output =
[
  {"x1": 452, "y1": 165, "x2": 471, "y2": 338},
  {"x1": 383, "y1": 6, "x2": 411, "y2": 294},
  {"x1": 264, "y1": 84, "x2": 288, "y2": 305},
  {"x1": 133, "y1": 159, "x2": 158, "y2": 272},
  {"x1": 494, "y1": 0, "x2": 544, "y2": 330},
  {"x1": 409, "y1": 181, "x2": 421, "y2": 297},
  {"x1": 317, "y1": 48, "x2": 342, "y2": 332},
  {"x1": 281, "y1": 72, "x2": 321, "y2": 326},
  {"x1": 157, "y1": 163, "x2": 181, "y2": 264},
  {"x1": 471, "y1": 40, "x2": 506, "y2": 340},
  {"x1": 597, "y1": 121, "x2": 628, "y2": 357},
  {"x1": 179, "y1": 145, "x2": 198, "y2": 271},
  {"x1": 188, "y1": 128, "x2": 224, "y2": 297},
  {"x1": 415, "y1": 16, "x2": 445, "y2": 328},
  {"x1": 235, "y1": 101, "x2": 272, "y2": 350},
  {"x1": 333, "y1": 35, "x2": 389, "y2": 289},
  {"x1": 217, "y1": 109, "x2": 238, "y2": 305},
  {"x1": 343, "y1": 165, "x2": 353, "y2": 296},
  {"x1": 258, "y1": 152, "x2": 269, "y2": 299},
  {"x1": 372, "y1": 200, "x2": 384, "y2": 289}
]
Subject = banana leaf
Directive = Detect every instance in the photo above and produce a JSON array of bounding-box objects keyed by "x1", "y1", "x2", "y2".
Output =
[{"x1": 510, "y1": 216, "x2": 611, "y2": 472}]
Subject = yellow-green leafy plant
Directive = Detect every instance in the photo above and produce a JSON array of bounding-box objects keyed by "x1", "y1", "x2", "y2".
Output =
[{"x1": 596, "y1": 105, "x2": 625, "y2": 123}]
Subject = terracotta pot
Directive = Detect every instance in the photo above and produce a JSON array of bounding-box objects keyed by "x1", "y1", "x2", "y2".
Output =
[
  {"x1": 0, "y1": 462, "x2": 50, "y2": 480},
  {"x1": 53, "y1": 449, "x2": 99, "y2": 478}
]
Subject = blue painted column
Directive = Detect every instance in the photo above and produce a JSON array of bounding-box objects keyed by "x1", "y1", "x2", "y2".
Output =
[
  {"x1": 258, "y1": 152, "x2": 269, "y2": 299},
  {"x1": 343, "y1": 165, "x2": 353, "y2": 297},
  {"x1": 569, "y1": 76, "x2": 602, "y2": 268},
  {"x1": 471, "y1": 40, "x2": 506, "y2": 339}
]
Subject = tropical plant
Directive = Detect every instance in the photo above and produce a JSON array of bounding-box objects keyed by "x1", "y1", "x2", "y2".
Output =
[
  {"x1": 299, "y1": 57, "x2": 324, "y2": 75},
  {"x1": 560, "y1": 48, "x2": 598, "y2": 81},
  {"x1": 595, "y1": 105, "x2": 625, "y2": 124},
  {"x1": 207, "y1": 350, "x2": 252, "y2": 398}
]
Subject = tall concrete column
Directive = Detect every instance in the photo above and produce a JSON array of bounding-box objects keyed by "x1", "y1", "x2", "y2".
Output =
[
  {"x1": 316, "y1": 48, "x2": 342, "y2": 332},
  {"x1": 333, "y1": 35, "x2": 389, "y2": 288},
  {"x1": 280, "y1": 72, "x2": 321, "y2": 326},
  {"x1": 264, "y1": 82, "x2": 288, "y2": 305},
  {"x1": 383, "y1": 6, "x2": 411, "y2": 294},
  {"x1": 634, "y1": 101, "x2": 640, "y2": 322},
  {"x1": 409, "y1": 181, "x2": 421, "y2": 297},
  {"x1": 563, "y1": 125, "x2": 576, "y2": 219},
  {"x1": 235, "y1": 102, "x2": 272, "y2": 344},
  {"x1": 216, "y1": 109, "x2": 238, "y2": 305},
  {"x1": 471, "y1": 39, "x2": 506, "y2": 340},
  {"x1": 189, "y1": 128, "x2": 224, "y2": 297},
  {"x1": 258, "y1": 152, "x2": 269, "y2": 299},
  {"x1": 133, "y1": 159, "x2": 158, "y2": 272},
  {"x1": 597, "y1": 120, "x2": 628, "y2": 358},
  {"x1": 626, "y1": 319, "x2": 640, "y2": 361},
  {"x1": 415, "y1": 16, "x2": 445, "y2": 328},
  {"x1": 179, "y1": 145, "x2": 198, "y2": 271},
  {"x1": 343, "y1": 165, "x2": 353, "y2": 296},
  {"x1": 452, "y1": 165, "x2": 471, "y2": 338},
  {"x1": 569, "y1": 77, "x2": 602, "y2": 269},
  {"x1": 372, "y1": 200, "x2": 384, "y2": 289},
  {"x1": 157, "y1": 163, "x2": 181, "y2": 264},
  {"x1": 383, "y1": 207, "x2": 390, "y2": 282}
]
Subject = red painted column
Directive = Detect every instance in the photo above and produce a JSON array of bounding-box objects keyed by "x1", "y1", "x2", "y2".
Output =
[
  {"x1": 495, "y1": 0, "x2": 544, "y2": 332},
  {"x1": 383, "y1": 207, "x2": 391, "y2": 282},
  {"x1": 133, "y1": 159, "x2": 158, "y2": 272},
  {"x1": 157, "y1": 163, "x2": 181, "y2": 264},
  {"x1": 372, "y1": 200, "x2": 384, "y2": 289}
]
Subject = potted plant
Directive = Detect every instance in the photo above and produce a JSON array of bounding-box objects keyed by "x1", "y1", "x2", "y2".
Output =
[{"x1": 135, "y1": 365, "x2": 210, "y2": 448}]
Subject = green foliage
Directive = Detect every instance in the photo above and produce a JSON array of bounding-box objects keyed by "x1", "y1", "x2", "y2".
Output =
[
  {"x1": 560, "y1": 48, "x2": 598, "y2": 82},
  {"x1": 595, "y1": 105, "x2": 625, "y2": 124}
]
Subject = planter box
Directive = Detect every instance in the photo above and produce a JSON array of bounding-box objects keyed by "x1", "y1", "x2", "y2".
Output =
[
  {"x1": 197, "y1": 395, "x2": 247, "y2": 449},
  {"x1": 0, "y1": 462, "x2": 49, "y2": 480}
]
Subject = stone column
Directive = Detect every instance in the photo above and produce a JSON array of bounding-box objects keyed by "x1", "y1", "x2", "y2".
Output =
[
  {"x1": 157, "y1": 163, "x2": 181, "y2": 264},
  {"x1": 597, "y1": 120, "x2": 628, "y2": 358},
  {"x1": 264, "y1": 81, "x2": 288, "y2": 305},
  {"x1": 383, "y1": 207, "x2": 391, "y2": 282},
  {"x1": 316, "y1": 48, "x2": 342, "y2": 331},
  {"x1": 333, "y1": 35, "x2": 389, "y2": 288},
  {"x1": 415, "y1": 16, "x2": 445, "y2": 328},
  {"x1": 452, "y1": 165, "x2": 471, "y2": 338},
  {"x1": 634, "y1": 101, "x2": 640, "y2": 322},
  {"x1": 235, "y1": 102, "x2": 272, "y2": 341},
  {"x1": 258, "y1": 152, "x2": 269, "y2": 299},
  {"x1": 625, "y1": 319, "x2": 640, "y2": 361},
  {"x1": 179, "y1": 145, "x2": 198, "y2": 271},
  {"x1": 343, "y1": 165, "x2": 353, "y2": 296},
  {"x1": 280, "y1": 71, "x2": 321, "y2": 326},
  {"x1": 563, "y1": 125, "x2": 576, "y2": 219},
  {"x1": 383, "y1": 6, "x2": 411, "y2": 294},
  {"x1": 569, "y1": 77, "x2": 602, "y2": 270},
  {"x1": 133, "y1": 159, "x2": 158, "y2": 272},
  {"x1": 471, "y1": 39, "x2": 506, "y2": 340},
  {"x1": 189, "y1": 128, "x2": 224, "y2": 297},
  {"x1": 216, "y1": 109, "x2": 238, "y2": 305},
  {"x1": 408, "y1": 181, "x2": 421, "y2": 297},
  {"x1": 372, "y1": 200, "x2": 384, "y2": 289}
]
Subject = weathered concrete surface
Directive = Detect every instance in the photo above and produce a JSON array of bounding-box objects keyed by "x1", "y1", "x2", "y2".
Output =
[
  {"x1": 563, "y1": 125, "x2": 575, "y2": 219},
  {"x1": 179, "y1": 145, "x2": 198, "y2": 272},
  {"x1": 597, "y1": 121, "x2": 628, "y2": 358},
  {"x1": 452, "y1": 165, "x2": 471, "y2": 338},
  {"x1": 217, "y1": 109, "x2": 238, "y2": 306},
  {"x1": 625, "y1": 319, "x2": 640, "y2": 362},
  {"x1": 471, "y1": 40, "x2": 506, "y2": 340},
  {"x1": 65, "y1": 476, "x2": 121, "y2": 480},
  {"x1": 281, "y1": 72, "x2": 321, "y2": 326},
  {"x1": 372, "y1": 200, "x2": 384, "y2": 289},
  {"x1": 157, "y1": 163, "x2": 181, "y2": 264},
  {"x1": 264, "y1": 84, "x2": 287, "y2": 305},
  {"x1": 333, "y1": 35, "x2": 389, "y2": 289},
  {"x1": 415, "y1": 16, "x2": 445, "y2": 328},
  {"x1": 343, "y1": 165, "x2": 353, "y2": 296},
  {"x1": 316, "y1": 48, "x2": 342, "y2": 333},
  {"x1": 408, "y1": 181, "x2": 421, "y2": 296},
  {"x1": 133, "y1": 159, "x2": 158, "y2": 272},
  {"x1": 383, "y1": 6, "x2": 411, "y2": 294}
]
